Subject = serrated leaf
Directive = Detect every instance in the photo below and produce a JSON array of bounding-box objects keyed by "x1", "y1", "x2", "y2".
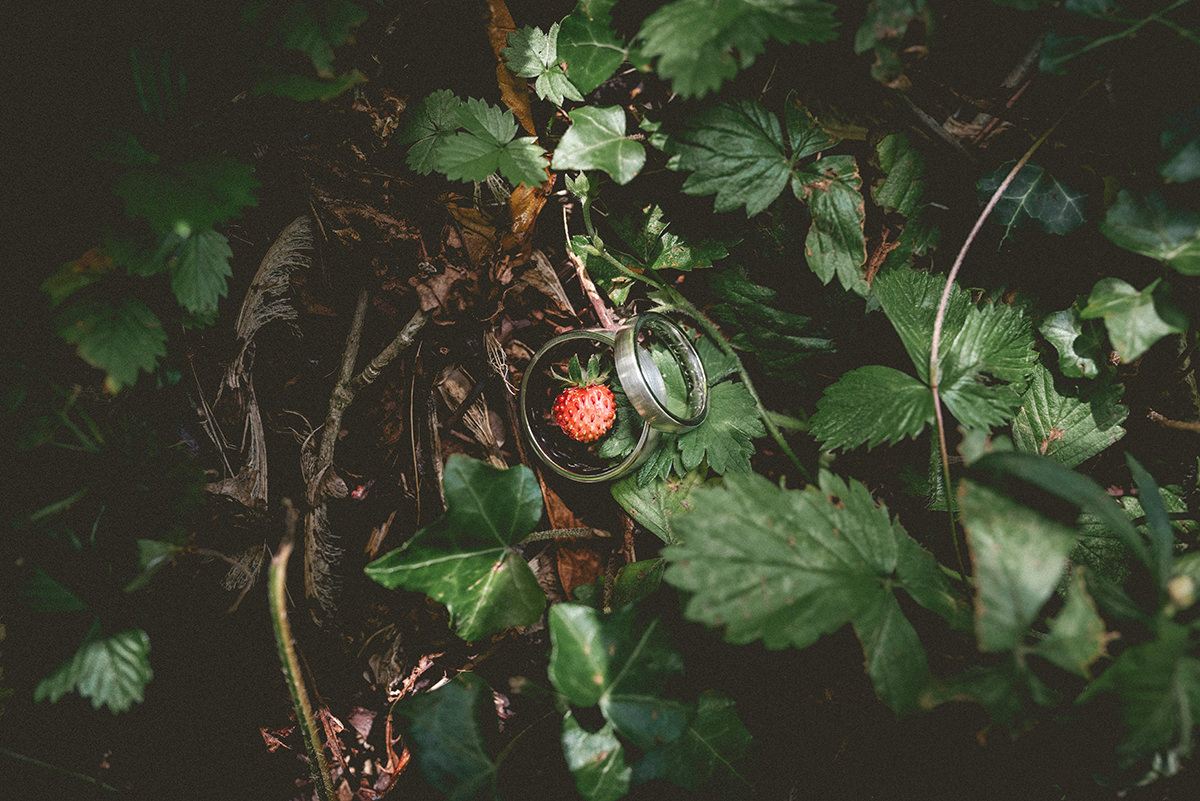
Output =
[
  {"x1": 551, "y1": 106, "x2": 645, "y2": 185},
  {"x1": 394, "y1": 672, "x2": 497, "y2": 800},
  {"x1": 548, "y1": 604, "x2": 688, "y2": 750},
  {"x1": 978, "y1": 163, "x2": 1086, "y2": 239},
  {"x1": 562, "y1": 713, "x2": 631, "y2": 801},
  {"x1": 610, "y1": 468, "x2": 710, "y2": 545},
  {"x1": 608, "y1": 204, "x2": 728, "y2": 272},
  {"x1": 635, "y1": 0, "x2": 838, "y2": 98},
  {"x1": 1012, "y1": 362, "x2": 1126, "y2": 467},
  {"x1": 676, "y1": 381, "x2": 764, "y2": 475},
  {"x1": 1081, "y1": 277, "x2": 1188, "y2": 362},
  {"x1": 364, "y1": 456, "x2": 545, "y2": 641},
  {"x1": 400, "y1": 90, "x2": 466, "y2": 174},
  {"x1": 168, "y1": 229, "x2": 233, "y2": 316},
  {"x1": 113, "y1": 156, "x2": 258, "y2": 235},
  {"x1": 1160, "y1": 107, "x2": 1200, "y2": 184},
  {"x1": 809, "y1": 365, "x2": 935, "y2": 451},
  {"x1": 55, "y1": 297, "x2": 168, "y2": 392},
  {"x1": 434, "y1": 98, "x2": 548, "y2": 187},
  {"x1": 959, "y1": 480, "x2": 1077, "y2": 652},
  {"x1": 1039, "y1": 304, "x2": 1102, "y2": 378},
  {"x1": 632, "y1": 692, "x2": 752, "y2": 790},
  {"x1": 35, "y1": 620, "x2": 152, "y2": 713},
  {"x1": 20, "y1": 567, "x2": 88, "y2": 612},
  {"x1": 1100, "y1": 190, "x2": 1200, "y2": 274},
  {"x1": 1035, "y1": 569, "x2": 1110, "y2": 677},
  {"x1": 558, "y1": 0, "x2": 626, "y2": 94},
  {"x1": 797, "y1": 155, "x2": 868, "y2": 295},
  {"x1": 874, "y1": 132, "x2": 927, "y2": 216},
  {"x1": 504, "y1": 23, "x2": 584, "y2": 106}
]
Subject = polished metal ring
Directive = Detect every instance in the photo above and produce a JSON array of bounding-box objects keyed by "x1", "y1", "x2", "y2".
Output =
[{"x1": 613, "y1": 313, "x2": 708, "y2": 433}]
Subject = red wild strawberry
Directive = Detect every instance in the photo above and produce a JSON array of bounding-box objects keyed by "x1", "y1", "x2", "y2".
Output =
[{"x1": 551, "y1": 354, "x2": 616, "y2": 443}]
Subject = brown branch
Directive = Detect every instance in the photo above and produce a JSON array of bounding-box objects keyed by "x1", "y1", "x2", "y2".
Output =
[{"x1": 1148, "y1": 409, "x2": 1200, "y2": 433}]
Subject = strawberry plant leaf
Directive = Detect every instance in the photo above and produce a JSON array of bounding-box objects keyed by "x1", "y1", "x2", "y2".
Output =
[
  {"x1": 394, "y1": 672, "x2": 498, "y2": 800},
  {"x1": 1080, "y1": 277, "x2": 1188, "y2": 362},
  {"x1": 54, "y1": 297, "x2": 168, "y2": 393},
  {"x1": 978, "y1": 163, "x2": 1086, "y2": 239},
  {"x1": 34, "y1": 620, "x2": 152, "y2": 713},
  {"x1": 634, "y1": 0, "x2": 838, "y2": 98},
  {"x1": 632, "y1": 691, "x2": 752, "y2": 790},
  {"x1": 852, "y1": 591, "x2": 930, "y2": 714},
  {"x1": 1034, "y1": 569, "x2": 1110, "y2": 678},
  {"x1": 364, "y1": 456, "x2": 545, "y2": 642},
  {"x1": 436, "y1": 98, "x2": 548, "y2": 187},
  {"x1": 562, "y1": 713, "x2": 631, "y2": 801},
  {"x1": 551, "y1": 106, "x2": 645, "y2": 185},
  {"x1": 796, "y1": 154, "x2": 869, "y2": 295},
  {"x1": 809, "y1": 365, "x2": 935, "y2": 451},
  {"x1": 169, "y1": 229, "x2": 233, "y2": 316},
  {"x1": 1011, "y1": 362, "x2": 1126, "y2": 468},
  {"x1": 874, "y1": 132, "x2": 927, "y2": 216},
  {"x1": 607, "y1": 204, "x2": 728, "y2": 272},
  {"x1": 548, "y1": 604, "x2": 688, "y2": 750},
  {"x1": 676, "y1": 380, "x2": 764, "y2": 475},
  {"x1": 1099, "y1": 190, "x2": 1200, "y2": 275},
  {"x1": 610, "y1": 468, "x2": 709, "y2": 545},
  {"x1": 114, "y1": 156, "x2": 258, "y2": 235},
  {"x1": 959, "y1": 480, "x2": 1077, "y2": 652},
  {"x1": 503, "y1": 23, "x2": 584, "y2": 106},
  {"x1": 1039, "y1": 304, "x2": 1103, "y2": 378},
  {"x1": 400, "y1": 90, "x2": 466, "y2": 175},
  {"x1": 558, "y1": 0, "x2": 626, "y2": 94}
]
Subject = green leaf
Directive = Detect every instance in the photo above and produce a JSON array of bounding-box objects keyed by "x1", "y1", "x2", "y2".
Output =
[
  {"x1": 558, "y1": 0, "x2": 626, "y2": 94},
  {"x1": 436, "y1": 98, "x2": 548, "y2": 187},
  {"x1": 635, "y1": 0, "x2": 838, "y2": 98},
  {"x1": 561, "y1": 713, "x2": 631, "y2": 801},
  {"x1": 1039, "y1": 304, "x2": 1102, "y2": 378},
  {"x1": 978, "y1": 162, "x2": 1086, "y2": 239},
  {"x1": 874, "y1": 132, "x2": 928, "y2": 216},
  {"x1": 1160, "y1": 107, "x2": 1200, "y2": 184},
  {"x1": 394, "y1": 672, "x2": 497, "y2": 800},
  {"x1": 54, "y1": 297, "x2": 168, "y2": 393},
  {"x1": 1034, "y1": 569, "x2": 1110, "y2": 678},
  {"x1": 676, "y1": 381, "x2": 764, "y2": 475},
  {"x1": 610, "y1": 468, "x2": 709, "y2": 545},
  {"x1": 364, "y1": 456, "x2": 545, "y2": 642},
  {"x1": 809, "y1": 365, "x2": 935, "y2": 451},
  {"x1": 551, "y1": 106, "x2": 645, "y2": 185},
  {"x1": 503, "y1": 23, "x2": 584, "y2": 106},
  {"x1": 35, "y1": 620, "x2": 152, "y2": 713},
  {"x1": 612, "y1": 558, "x2": 666, "y2": 607},
  {"x1": 548, "y1": 604, "x2": 688, "y2": 750},
  {"x1": 400, "y1": 90, "x2": 466, "y2": 175},
  {"x1": 168, "y1": 229, "x2": 233, "y2": 316},
  {"x1": 607, "y1": 204, "x2": 728, "y2": 272},
  {"x1": 113, "y1": 156, "x2": 258, "y2": 235},
  {"x1": 855, "y1": 0, "x2": 932, "y2": 83},
  {"x1": 1078, "y1": 621, "x2": 1200, "y2": 770},
  {"x1": 1101, "y1": 190, "x2": 1200, "y2": 275},
  {"x1": 959, "y1": 480, "x2": 1076, "y2": 652},
  {"x1": 1011, "y1": 362, "x2": 1126, "y2": 467},
  {"x1": 852, "y1": 592, "x2": 930, "y2": 714},
  {"x1": 895, "y1": 533, "x2": 971, "y2": 630},
  {"x1": 1081, "y1": 277, "x2": 1188, "y2": 362},
  {"x1": 124, "y1": 540, "x2": 185, "y2": 593},
  {"x1": 20, "y1": 567, "x2": 89, "y2": 612},
  {"x1": 1126, "y1": 454, "x2": 1175, "y2": 593},
  {"x1": 632, "y1": 692, "x2": 752, "y2": 790},
  {"x1": 797, "y1": 154, "x2": 868, "y2": 295},
  {"x1": 252, "y1": 69, "x2": 366, "y2": 101}
]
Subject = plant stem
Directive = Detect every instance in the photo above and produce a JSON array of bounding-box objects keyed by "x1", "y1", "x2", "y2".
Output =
[
  {"x1": 270, "y1": 500, "x2": 335, "y2": 801},
  {"x1": 0, "y1": 747, "x2": 120, "y2": 793}
]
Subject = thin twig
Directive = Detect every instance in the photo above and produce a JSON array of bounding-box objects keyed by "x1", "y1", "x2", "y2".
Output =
[
  {"x1": 1148, "y1": 409, "x2": 1200, "y2": 434},
  {"x1": 563, "y1": 206, "x2": 618, "y2": 330}
]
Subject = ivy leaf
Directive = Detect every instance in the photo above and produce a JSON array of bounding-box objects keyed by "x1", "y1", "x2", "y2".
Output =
[
  {"x1": 1011, "y1": 362, "x2": 1126, "y2": 468},
  {"x1": 113, "y1": 156, "x2": 258, "y2": 236},
  {"x1": 558, "y1": 0, "x2": 626, "y2": 94},
  {"x1": 1039, "y1": 304, "x2": 1103, "y2": 379},
  {"x1": 548, "y1": 604, "x2": 688, "y2": 750},
  {"x1": 959, "y1": 480, "x2": 1077, "y2": 652},
  {"x1": 1081, "y1": 277, "x2": 1188, "y2": 362},
  {"x1": 632, "y1": 692, "x2": 752, "y2": 790},
  {"x1": 676, "y1": 380, "x2": 764, "y2": 475},
  {"x1": 503, "y1": 23, "x2": 584, "y2": 106},
  {"x1": 809, "y1": 365, "x2": 935, "y2": 451},
  {"x1": 437, "y1": 98, "x2": 548, "y2": 188},
  {"x1": 168, "y1": 229, "x2": 233, "y2": 316},
  {"x1": 1099, "y1": 190, "x2": 1200, "y2": 275},
  {"x1": 978, "y1": 162, "x2": 1086, "y2": 239},
  {"x1": 34, "y1": 620, "x2": 152, "y2": 713},
  {"x1": 1077, "y1": 621, "x2": 1200, "y2": 770},
  {"x1": 551, "y1": 106, "x2": 645, "y2": 185},
  {"x1": 54, "y1": 297, "x2": 168, "y2": 393},
  {"x1": 562, "y1": 713, "x2": 631, "y2": 801},
  {"x1": 796, "y1": 154, "x2": 868, "y2": 295},
  {"x1": 634, "y1": 0, "x2": 838, "y2": 98},
  {"x1": 394, "y1": 672, "x2": 498, "y2": 800},
  {"x1": 400, "y1": 90, "x2": 466, "y2": 175},
  {"x1": 364, "y1": 456, "x2": 545, "y2": 642},
  {"x1": 1034, "y1": 569, "x2": 1111, "y2": 678}
]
